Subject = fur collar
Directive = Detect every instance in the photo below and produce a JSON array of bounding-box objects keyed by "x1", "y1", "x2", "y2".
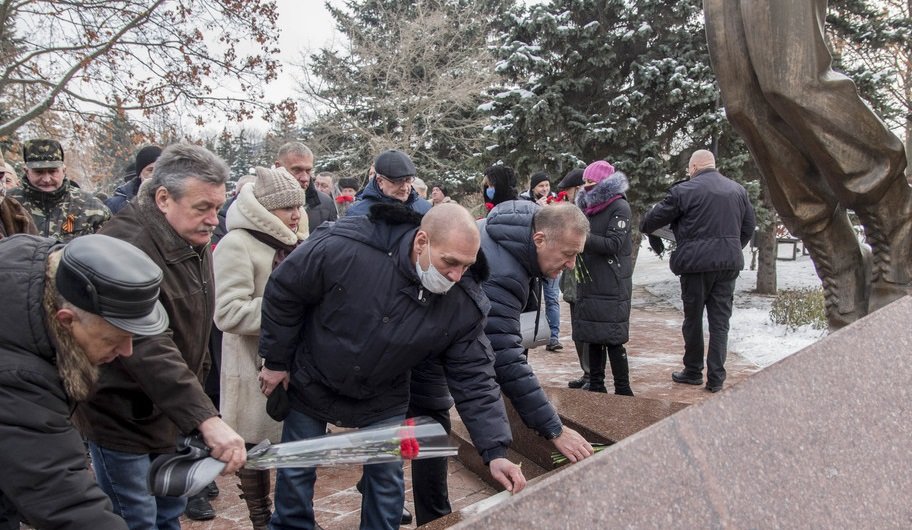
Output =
[
  {"x1": 368, "y1": 202, "x2": 424, "y2": 226},
  {"x1": 576, "y1": 172, "x2": 629, "y2": 210},
  {"x1": 43, "y1": 251, "x2": 98, "y2": 402}
]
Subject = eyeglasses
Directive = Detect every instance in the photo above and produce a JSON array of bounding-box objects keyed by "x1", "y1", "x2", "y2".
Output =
[{"x1": 377, "y1": 175, "x2": 414, "y2": 186}]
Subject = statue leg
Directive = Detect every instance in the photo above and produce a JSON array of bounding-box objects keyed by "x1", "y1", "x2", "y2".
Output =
[
  {"x1": 705, "y1": 0, "x2": 871, "y2": 328},
  {"x1": 741, "y1": 0, "x2": 911, "y2": 311}
]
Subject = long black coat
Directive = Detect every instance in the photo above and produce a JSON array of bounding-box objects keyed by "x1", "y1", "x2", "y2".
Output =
[
  {"x1": 640, "y1": 168, "x2": 755, "y2": 275},
  {"x1": 0, "y1": 235, "x2": 126, "y2": 529},
  {"x1": 572, "y1": 174, "x2": 633, "y2": 345},
  {"x1": 259, "y1": 204, "x2": 511, "y2": 463}
]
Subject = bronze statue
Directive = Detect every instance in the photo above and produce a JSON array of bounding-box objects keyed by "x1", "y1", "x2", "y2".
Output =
[{"x1": 704, "y1": 0, "x2": 912, "y2": 328}]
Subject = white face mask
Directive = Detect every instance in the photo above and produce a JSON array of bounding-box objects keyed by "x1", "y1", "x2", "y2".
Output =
[{"x1": 415, "y1": 240, "x2": 455, "y2": 294}]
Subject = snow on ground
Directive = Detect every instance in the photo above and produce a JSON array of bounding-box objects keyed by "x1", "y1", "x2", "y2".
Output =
[{"x1": 633, "y1": 241, "x2": 827, "y2": 368}]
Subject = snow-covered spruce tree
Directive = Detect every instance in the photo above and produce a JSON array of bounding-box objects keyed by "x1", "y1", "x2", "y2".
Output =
[
  {"x1": 484, "y1": 0, "x2": 780, "y2": 288},
  {"x1": 827, "y1": 0, "x2": 912, "y2": 164},
  {"x1": 299, "y1": 0, "x2": 515, "y2": 196},
  {"x1": 483, "y1": 0, "x2": 743, "y2": 212}
]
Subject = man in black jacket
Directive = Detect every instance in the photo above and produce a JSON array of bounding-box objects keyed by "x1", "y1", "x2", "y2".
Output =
[
  {"x1": 274, "y1": 142, "x2": 337, "y2": 230},
  {"x1": 409, "y1": 200, "x2": 596, "y2": 526},
  {"x1": 0, "y1": 233, "x2": 170, "y2": 530},
  {"x1": 641, "y1": 150, "x2": 756, "y2": 393},
  {"x1": 258, "y1": 203, "x2": 525, "y2": 530}
]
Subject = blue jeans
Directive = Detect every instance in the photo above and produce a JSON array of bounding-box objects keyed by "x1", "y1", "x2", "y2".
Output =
[
  {"x1": 88, "y1": 442, "x2": 187, "y2": 530},
  {"x1": 271, "y1": 409, "x2": 405, "y2": 530},
  {"x1": 543, "y1": 275, "x2": 561, "y2": 340}
]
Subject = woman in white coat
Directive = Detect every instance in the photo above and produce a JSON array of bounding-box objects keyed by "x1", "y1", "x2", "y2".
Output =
[{"x1": 213, "y1": 166, "x2": 307, "y2": 530}]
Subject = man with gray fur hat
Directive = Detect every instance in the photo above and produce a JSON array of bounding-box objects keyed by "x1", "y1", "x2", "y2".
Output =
[{"x1": 0, "y1": 233, "x2": 170, "y2": 529}]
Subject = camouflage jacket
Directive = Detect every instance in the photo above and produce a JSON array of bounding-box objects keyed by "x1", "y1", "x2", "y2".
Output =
[{"x1": 8, "y1": 179, "x2": 111, "y2": 243}]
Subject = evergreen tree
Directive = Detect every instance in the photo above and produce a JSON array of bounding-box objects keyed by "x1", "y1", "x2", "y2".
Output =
[
  {"x1": 827, "y1": 0, "x2": 912, "y2": 163},
  {"x1": 485, "y1": 0, "x2": 738, "y2": 212}
]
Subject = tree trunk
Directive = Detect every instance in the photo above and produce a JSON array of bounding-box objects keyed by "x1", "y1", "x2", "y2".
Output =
[
  {"x1": 755, "y1": 223, "x2": 777, "y2": 294},
  {"x1": 755, "y1": 176, "x2": 777, "y2": 295}
]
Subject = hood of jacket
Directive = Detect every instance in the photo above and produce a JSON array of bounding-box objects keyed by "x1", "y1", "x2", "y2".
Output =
[
  {"x1": 481, "y1": 200, "x2": 544, "y2": 278},
  {"x1": 226, "y1": 185, "x2": 304, "y2": 246},
  {"x1": 576, "y1": 172, "x2": 629, "y2": 211}
]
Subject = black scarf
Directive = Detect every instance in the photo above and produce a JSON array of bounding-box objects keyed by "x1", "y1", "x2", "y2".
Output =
[{"x1": 248, "y1": 230, "x2": 299, "y2": 270}]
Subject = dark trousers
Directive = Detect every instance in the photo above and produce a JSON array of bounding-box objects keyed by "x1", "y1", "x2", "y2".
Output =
[
  {"x1": 407, "y1": 403, "x2": 453, "y2": 526},
  {"x1": 680, "y1": 270, "x2": 738, "y2": 387}
]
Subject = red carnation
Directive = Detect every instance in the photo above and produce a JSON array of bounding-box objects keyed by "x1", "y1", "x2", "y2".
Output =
[{"x1": 335, "y1": 195, "x2": 354, "y2": 204}]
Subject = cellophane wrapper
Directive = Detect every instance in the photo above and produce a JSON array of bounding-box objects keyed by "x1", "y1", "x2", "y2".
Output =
[{"x1": 245, "y1": 416, "x2": 457, "y2": 470}]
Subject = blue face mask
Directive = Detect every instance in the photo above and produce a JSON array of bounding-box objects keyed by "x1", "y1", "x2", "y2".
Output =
[{"x1": 485, "y1": 187, "x2": 495, "y2": 200}]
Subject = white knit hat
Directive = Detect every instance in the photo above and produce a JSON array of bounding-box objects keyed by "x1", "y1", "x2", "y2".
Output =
[{"x1": 253, "y1": 166, "x2": 305, "y2": 210}]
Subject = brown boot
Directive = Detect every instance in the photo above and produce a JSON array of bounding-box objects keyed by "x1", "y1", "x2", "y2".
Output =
[
  {"x1": 796, "y1": 209, "x2": 871, "y2": 329},
  {"x1": 854, "y1": 178, "x2": 912, "y2": 312},
  {"x1": 237, "y1": 468, "x2": 272, "y2": 530}
]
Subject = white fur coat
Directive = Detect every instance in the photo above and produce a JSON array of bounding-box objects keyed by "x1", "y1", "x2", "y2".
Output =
[{"x1": 213, "y1": 185, "x2": 307, "y2": 442}]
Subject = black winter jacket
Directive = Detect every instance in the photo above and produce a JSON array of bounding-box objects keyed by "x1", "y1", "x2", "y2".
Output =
[
  {"x1": 573, "y1": 174, "x2": 633, "y2": 345},
  {"x1": 259, "y1": 204, "x2": 511, "y2": 462},
  {"x1": 640, "y1": 168, "x2": 756, "y2": 275},
  {"x1": 305, "y1": 187, "x2": 337, "y2": 230},
  {"x1": 0, "y1": 235, "x2": 127, "y2": 529},
  {"x1": 478, "y1": 201, "x2": 562, "y2": 439},
  {"x1": 347, "y1": 178, "x2": 432, "y2": 217}
]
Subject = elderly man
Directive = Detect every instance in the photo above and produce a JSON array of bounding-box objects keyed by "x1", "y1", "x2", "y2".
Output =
[
  {"x1": 408, "y1": 201, "x2": 595, "y2": 525},
  {"x1": 313, "y1": 172, "x2": 335, "y2": 196},
  {"x1": 8, "y1": 139, "x2": 110, "y2": 242},
  {"x1": 347, "y1": 149, "x2": 432, "y2": 216},
  {"x1": 275, "y1": 142, "x2": 337, "y2": 230},
  {"x1": 641, "y1": 150, "x2": 755, "y2": 393},
  {"x1": 0, "y1": 233, "x2": 171, "y2": 530},
  {"x1": 258, "y1": 202, "x2": 526, "y2": 530},
  {"x1": 73, "y1": 144, "x2": 246, "y2": 530}
]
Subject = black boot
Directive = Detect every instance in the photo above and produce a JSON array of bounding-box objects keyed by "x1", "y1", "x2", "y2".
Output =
[
  {"x1": 567, "y1": 375, "x2": 589, "y2": 388},
  {"x1": 237, "y1": 468, "x2": 272, "y2": 530},
  {"x1": 184, "y1": 490, "x2": 215, "y2": 521},
  {"x1": 587, "y1": 345, "x2": 608, "y2": 393},
  {"x1": 607, "y1": 345, "x2": 633, "y2": 396}
]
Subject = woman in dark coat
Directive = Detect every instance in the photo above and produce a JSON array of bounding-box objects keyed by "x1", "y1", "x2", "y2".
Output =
[{"x1": 572, "y1": 161, "x2": 634, "y2": 395}]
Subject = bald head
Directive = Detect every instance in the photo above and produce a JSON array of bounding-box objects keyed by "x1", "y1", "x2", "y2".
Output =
[
  {"x1": 421, "y1": 203, "x2": 478, "y2": 244},
  {"x1": 414, "y1": 203, "x2": 480, "y2": 285},
  {"x1": 688, "y1": 149, "x2": 716, "y2": 176}
]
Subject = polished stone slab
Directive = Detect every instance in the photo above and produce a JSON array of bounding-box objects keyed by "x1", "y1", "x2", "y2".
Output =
[{"x1": 453, "y1": 296, "x2": 912, "y2": 528}]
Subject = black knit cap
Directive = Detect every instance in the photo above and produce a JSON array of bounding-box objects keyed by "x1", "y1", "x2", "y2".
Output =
[
  {"x1": 337, "y1": 177, "x2": 360, "y2": 191},
  {"x1": 135, "y1": 145, "x2": 163, "y2": 176},
  {"x1": 529, "y1": 171, "x2": 550, "y2": 191},
  {"x1": 56, "y1": 234, "x2": 169, "y2": 336}
]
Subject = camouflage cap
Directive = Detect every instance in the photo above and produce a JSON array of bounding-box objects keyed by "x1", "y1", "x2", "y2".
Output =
[{"x1": 23, "y1": 139, "x2": 65, "y2": 169}]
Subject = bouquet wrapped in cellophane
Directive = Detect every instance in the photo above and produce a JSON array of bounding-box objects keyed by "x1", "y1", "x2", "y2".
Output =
[{"x1": 245, "y1": 416, "x2": 456, "y2": 470}]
